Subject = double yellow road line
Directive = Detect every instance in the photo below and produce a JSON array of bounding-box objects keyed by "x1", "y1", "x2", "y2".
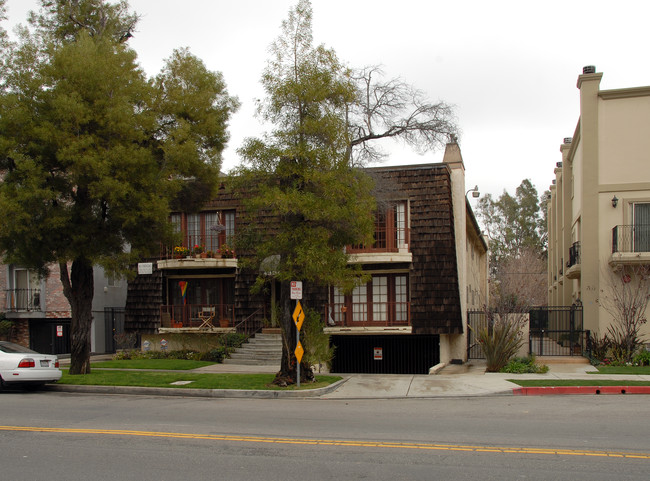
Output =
[{"x1": 1, "y1": 425, "x2": 648, "y2": 460}]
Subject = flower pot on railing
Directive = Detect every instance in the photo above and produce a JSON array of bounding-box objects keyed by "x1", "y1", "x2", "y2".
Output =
[{"x1": 219, "y1": 319, "x2": 229, "y2": 328}]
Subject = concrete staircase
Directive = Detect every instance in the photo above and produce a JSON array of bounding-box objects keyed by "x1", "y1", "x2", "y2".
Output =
[{"x1": 223, "y1": 332, "x2": 283, "y2": 366}]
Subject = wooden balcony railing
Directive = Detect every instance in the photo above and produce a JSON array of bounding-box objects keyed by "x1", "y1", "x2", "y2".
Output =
[
  {"x1": 347, "y1": 227, "x2": 410, "y2": 254},
  {"x1": 160, "y1": 234, "x2": 236, "y2": 260},
  {"x1": 325, "y1": 301, "x2": 410, "y2": 327},
  {"x1": 160, "y1": 304, "x2": 235, "y2": 329}
]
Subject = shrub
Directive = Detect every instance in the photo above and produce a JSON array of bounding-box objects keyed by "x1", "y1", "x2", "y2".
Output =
[
  {"x1": 301, "y1": 308, "x2": 334, "y2": 372},
  {"x1": 111, "y1": 332, "x2": 246, "y2": 363},
  {"x1": 633, "y1": 349, "x2": 650, "y2": 366},
  {"x1": 588, "y1": 332, "x2": 612, "y2": 364},
  {"x1": 474, "y1": 314, "x2": 526, "y2": 372},
  {"x1": 0, "y1": 318, "x2": 14, "y2": 338},
  {"x1": 501, "y1": 355, "x2": 549, "y2": 374}
]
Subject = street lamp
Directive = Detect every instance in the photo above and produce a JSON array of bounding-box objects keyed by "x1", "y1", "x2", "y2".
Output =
[{"x1": 466, "y1": 185, "x2": 480, "y2": 199}]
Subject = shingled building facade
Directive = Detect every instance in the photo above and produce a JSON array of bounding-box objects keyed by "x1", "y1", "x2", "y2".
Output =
[{"x1": 125, "y1": 141, "x2": 488, "y2": 373}]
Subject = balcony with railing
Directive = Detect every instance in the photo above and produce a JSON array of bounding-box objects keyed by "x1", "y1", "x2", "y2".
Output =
[
  {"x1": 347, "y1": 226, "x2": 411, "y2": 264},
  {"x1": 610, "y1": 225, "x2": 650, "y2": 266},
  {"x1": 323, "y1": 301, "x2": 412, "y2": 333},
  {"x1": 5, "y1": 288, "x2": 42, "y2": 313},
  {"x1": 158, "y1": 234, "x2": 237, "y2": 270},
  {"x1": 160, "y1": 304, "x2": 235, "y2": 331},
  {"x1": 159, "y1": 304, "x2": 265, "y2": 335},
  {"x1": 565, "y1": 241, "x2": 581, "y2": 279}
]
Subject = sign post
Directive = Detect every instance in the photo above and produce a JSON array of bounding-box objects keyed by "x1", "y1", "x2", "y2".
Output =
[{"x1": 291, "y1": 281, "x2": 304, "y2": 388}]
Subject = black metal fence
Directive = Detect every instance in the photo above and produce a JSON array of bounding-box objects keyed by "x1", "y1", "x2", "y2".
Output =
[
  {"x1": 467, "y1": 310, "x2": 488, "y2": 359},
  {"x1": 467, "y1": 305, "x2": 585, "y2": 359},
  {"x1": 612, "y1": 224, "x2": 650, "y2": 253},
  {"x1": 529, "y1": 306, "x2": 584, "y2": 356}
]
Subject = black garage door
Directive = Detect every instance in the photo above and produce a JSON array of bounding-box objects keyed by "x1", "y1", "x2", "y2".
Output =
[
  {"x1": 29, "y1": 320, "x2": 71, "y2": 355},
  {"x1": 330, "y1": 335, "x2": 440, "y2": 374}
]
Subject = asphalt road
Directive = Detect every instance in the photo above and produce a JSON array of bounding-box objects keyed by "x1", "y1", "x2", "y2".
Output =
[{"x1": 1, "y1": 391, "x2": 648, "y2": 480}]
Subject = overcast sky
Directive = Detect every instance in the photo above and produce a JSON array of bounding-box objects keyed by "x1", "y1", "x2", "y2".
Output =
[{"x1": 4, "y1": 0, "x2": 650, "y2": 201}]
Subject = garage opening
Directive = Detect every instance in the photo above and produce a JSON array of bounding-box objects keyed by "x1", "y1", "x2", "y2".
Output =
[{"x1": 330, "y1": 335, "x2": 439, "y2": 374}]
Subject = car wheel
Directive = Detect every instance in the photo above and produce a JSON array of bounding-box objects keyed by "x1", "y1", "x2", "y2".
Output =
[{"x1": 0, "y1": 376, "x2": 5, "y2": 392}]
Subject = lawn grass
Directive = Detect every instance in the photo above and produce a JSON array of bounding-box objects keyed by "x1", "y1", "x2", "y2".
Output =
[
  {"x1": 91, "y1": 359, "x2": 216, "y2": 370},
  {"x1": 59, "y1": 370, "x2": 342, "y2": 390},
  {"x1": 509, "y1": 379, "x2": 650, "y2": 387},
  {"x1": 591, "y1": 365, "x2": 650, "y2": 375}
]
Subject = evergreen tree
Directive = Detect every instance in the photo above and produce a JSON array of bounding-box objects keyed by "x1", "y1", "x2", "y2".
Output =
[
  {"x1": 0, "y1": 0, "x2": 238, "y2": 374},
  {"x1": 237, "y1": 0, "x2": 457, "y2": 384},
  {"x1": 237, "y1": 0, "x2": 375, "y2": 384}
]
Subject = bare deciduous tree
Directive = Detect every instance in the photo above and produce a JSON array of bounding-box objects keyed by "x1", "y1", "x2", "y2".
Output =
[
  {"x1": 597, "y1": 264, "x2": 650, "y2": 363},
  {"x1": 492, "y1": 247, "x2": 547, "y2": 308},
  {"x1": 346, "y1": 66, "x2": 457, "y2": 165}
]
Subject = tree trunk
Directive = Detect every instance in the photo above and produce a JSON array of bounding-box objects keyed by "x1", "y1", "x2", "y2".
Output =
[
  {"x1": 60, "y1": 258, "x2": 94, "y2": 375},
  {"x1": 273, "y1": 280, "x2": 314, "y2": 386}
]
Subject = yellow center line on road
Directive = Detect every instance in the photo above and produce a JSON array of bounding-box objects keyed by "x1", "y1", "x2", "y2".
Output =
[{"x1": 1, "y1": 425, "x2": 648, "y2": 460}]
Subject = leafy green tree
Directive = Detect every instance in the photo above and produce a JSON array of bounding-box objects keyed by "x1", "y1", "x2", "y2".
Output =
[
  {"x1": 0, "y1": 0, "x2": 238, "y2": 374},
  {"x1": 237, "y1": 0, "x2": 457, "y2": 384},
  {"x1": 236, "y1": 0, "x2": 376, "y2": 384},
  {"x1": 477, "y1": 179, "x2": 547, "y2": 272}
]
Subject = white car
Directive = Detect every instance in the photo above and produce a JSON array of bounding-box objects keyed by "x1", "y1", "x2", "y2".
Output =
[{"x1": 0, "y1": 341, "x2": 62, "y2": 390}]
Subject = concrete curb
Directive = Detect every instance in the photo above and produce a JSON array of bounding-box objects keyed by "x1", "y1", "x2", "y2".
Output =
[
  {"x1": 47, "y1": 377, "x2": 348, "y2": 398},
  {"x1": 513, "y1": 386, "x2": 650, "y2": 396}
]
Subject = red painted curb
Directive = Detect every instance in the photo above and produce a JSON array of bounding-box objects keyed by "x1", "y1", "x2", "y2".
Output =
[{"x1": 513, "y1": 386, "x2": 650, "y2": 396}]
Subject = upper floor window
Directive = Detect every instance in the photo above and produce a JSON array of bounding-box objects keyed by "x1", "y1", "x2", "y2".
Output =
[
  {"x1": 633, "y1": 203, "x2": 650, "y2": 252},
  {"x1": 349, "y1": 201, "x2": 409, "y2": 253},
  {"x1": 171, "y1": 210, "x2": 235, "y2": 252},
  {"x1": 7, "y1": 267, "x2": 41, "y2": 311}
]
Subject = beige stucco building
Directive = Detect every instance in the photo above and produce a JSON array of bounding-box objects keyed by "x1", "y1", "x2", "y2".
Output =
[{"x1": 547, "y1": 66, "x2": 650, "y2": 337}]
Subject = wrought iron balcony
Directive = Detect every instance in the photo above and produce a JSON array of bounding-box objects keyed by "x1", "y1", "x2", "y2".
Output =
[
  {"x1": 612, "y1": 225, "x2": 650, "y2": 253},
  {"x1": 568, "y1": 241, "x2": 581, "y2": 267},
  {"x1": 5, "y1": 289, "x2": 42, "y2": 312}
]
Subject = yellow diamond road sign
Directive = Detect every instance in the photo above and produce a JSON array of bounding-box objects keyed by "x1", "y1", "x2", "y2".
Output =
[
  {"x1": 292, "y1": 300, "x2": 305, "y2": 331},
  {"x1": 295, "y1": 341, "x2": 304, "y2": 364}
]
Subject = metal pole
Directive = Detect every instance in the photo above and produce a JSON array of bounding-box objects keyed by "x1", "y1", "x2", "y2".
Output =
[{"x1": 296, "y1": 324, "x2": 301, "y2": 388}]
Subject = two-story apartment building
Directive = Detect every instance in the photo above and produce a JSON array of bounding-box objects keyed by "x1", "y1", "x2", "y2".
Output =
[
  {"x1": 547, "y1": 66, "x2": 650, "y2": 338},
  {"x1": 125, "y1": 140, "x2": 488, "y2": 373}
]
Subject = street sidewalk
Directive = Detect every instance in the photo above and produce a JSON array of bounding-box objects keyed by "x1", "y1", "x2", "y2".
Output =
[{"x1": 51, "y1": 356, "x2": 650, "y2": 398}]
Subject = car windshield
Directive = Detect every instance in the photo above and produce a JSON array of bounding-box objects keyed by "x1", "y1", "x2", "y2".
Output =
[{"x1": 0, "y1": 341, "x2": 38, "y2": 354}]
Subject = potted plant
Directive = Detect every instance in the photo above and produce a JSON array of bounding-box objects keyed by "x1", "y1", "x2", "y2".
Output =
[
  {"x1": 173, "y1": 245, "x2": 189, "y2": 259},
  {"x1": 219, "y1": 243, "x2": 235, "y2": 258},
  {"x1": 193, "y1": 244, "x2": 204, "y2": 257}
]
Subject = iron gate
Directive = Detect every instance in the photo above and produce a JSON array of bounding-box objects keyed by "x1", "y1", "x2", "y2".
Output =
[
  {"x1": 467, "y1": 310, "x2": 488, "y2": 359},
  {"x1": 104, "y1": 308, "x2": 126, "y2": 353},
  {"x1": 529, "y1": 305, "x2": 584, "y2": 356},
  {"x1": 467, "y1": 305, "x2": 585, "y2": 359}
]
